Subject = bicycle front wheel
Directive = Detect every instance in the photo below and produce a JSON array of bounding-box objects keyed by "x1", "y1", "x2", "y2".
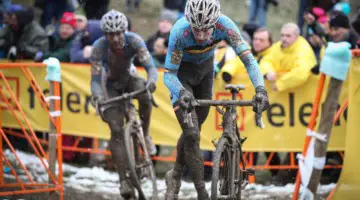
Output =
[
  {"x1": 124, "y1": 119, "x2": 158, "y2": 200},
  {"x1": 211, "y1": 136, "x2": 236, "y2": 200}
]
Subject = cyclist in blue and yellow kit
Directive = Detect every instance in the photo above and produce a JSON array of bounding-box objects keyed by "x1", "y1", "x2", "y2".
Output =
[{"x1": 163, "y1": 0, "x2": 269, "y2": 199}]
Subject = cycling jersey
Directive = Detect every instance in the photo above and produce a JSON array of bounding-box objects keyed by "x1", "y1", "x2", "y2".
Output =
[
  {"x1": 90, "y1": 31, "x2": 158, "y2": 97},
  {"x1": 164, "y1": 15, "x2": 264, "y2": 104}
]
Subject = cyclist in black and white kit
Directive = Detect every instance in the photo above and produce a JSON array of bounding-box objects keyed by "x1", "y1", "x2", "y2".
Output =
[{"x1": 90, "y1": 10, "x2": 158, "y2": 199}]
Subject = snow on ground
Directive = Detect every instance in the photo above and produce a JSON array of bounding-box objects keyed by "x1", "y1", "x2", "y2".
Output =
[{"x1": 3, "y1": 150, "x2": 335, "y2": 199}]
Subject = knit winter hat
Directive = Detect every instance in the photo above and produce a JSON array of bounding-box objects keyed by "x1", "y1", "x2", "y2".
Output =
[
  {"x1": 60, "y1": 12, "x2": 76, "y2": 29},
  {"x1": 329, "y1": 11, "x2": 350, "y2": 29},
  {"x1": 160, "y1": 9, "x2": 178, "y2": 24}
]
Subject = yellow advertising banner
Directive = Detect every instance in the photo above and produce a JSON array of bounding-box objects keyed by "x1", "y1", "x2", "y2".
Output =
[
  {"x1": 333, "y1": 58, "x2": 360, "y2": 200},
  {"x1": 0, "y1": 61, "x2": 349, "y2": 151}
]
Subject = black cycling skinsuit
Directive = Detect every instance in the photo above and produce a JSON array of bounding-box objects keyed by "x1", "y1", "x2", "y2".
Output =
[{"x1": 172, "y1": 56, "x2": 214, "y2": 196}]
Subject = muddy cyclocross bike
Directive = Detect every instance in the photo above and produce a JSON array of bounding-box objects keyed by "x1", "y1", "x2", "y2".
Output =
[
  {"x1": 96, "y1": 88, "x2": 158, "y2": 200},
  {"x1": 179, "y1": 84, "x2": 264, "y2": 200}
]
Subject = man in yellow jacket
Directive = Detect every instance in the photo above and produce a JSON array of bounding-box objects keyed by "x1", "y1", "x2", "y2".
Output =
[
  {"x1": 261, "y1": 23, "x2": 317, "y2": 92},
  {"x1": 219, "y1": 27, "x2": 274, "y2": 84},
  {"x1": 253, "y1": 27, "x2": 273, "y2": 64}
]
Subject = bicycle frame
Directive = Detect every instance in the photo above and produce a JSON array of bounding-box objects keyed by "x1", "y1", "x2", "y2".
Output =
[
  {"x1": 190, "y1": 86, "x2": 262, "y2": 200},
  {"x1": 172, "y1": 85, "x2": 265, "y2": 199},
  {"x1": 95, "y1": 88, "x2": 158, "y2": 199},
  {"x1": 218, "y1": 95, "x2": 243, "y2": 155}
]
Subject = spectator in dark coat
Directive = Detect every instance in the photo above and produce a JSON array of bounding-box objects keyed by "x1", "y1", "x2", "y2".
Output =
[
  {"x1": 34, "y1": 12, "x2": 77, "y2": 62},
  {"x1": 329, "y1": 11, "x2": 358, "y2": 49},
  {"x1": 0, "y1": 6, "x2": 49, "y2": 61},
  {"x1": 70, "y1": 17, "x2": 103, "y2": 63}
]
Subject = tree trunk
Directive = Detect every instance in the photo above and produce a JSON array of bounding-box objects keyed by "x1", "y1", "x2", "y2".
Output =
[{"x1": 307, "y1": 78, "x2": 344, "y2": 197}]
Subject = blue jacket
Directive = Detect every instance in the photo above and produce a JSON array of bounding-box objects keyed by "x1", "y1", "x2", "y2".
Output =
[{"x1": 70, "y1": 20, "x2": 103, "y2": 63}]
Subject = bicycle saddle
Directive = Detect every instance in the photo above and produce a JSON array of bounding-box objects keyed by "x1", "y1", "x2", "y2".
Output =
[{"x1": 225, "y1": 84, "x2": 246, "y2": 91}]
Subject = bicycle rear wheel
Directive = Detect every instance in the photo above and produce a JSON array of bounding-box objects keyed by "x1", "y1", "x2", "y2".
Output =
[
  {"x1": 211, "y1": 136, "x2": 236, "y2": 200},
  {"x1": 124, "y1": 119, "x2": 158, "y2": 200}
]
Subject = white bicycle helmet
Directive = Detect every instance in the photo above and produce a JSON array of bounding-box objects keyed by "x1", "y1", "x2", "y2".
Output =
[
  {"x1": 100, "y1": 9, "x2": 128, "y2": 32},
  {"x1": 185, "y1": 0, "x2": 221, "y2": 29}
]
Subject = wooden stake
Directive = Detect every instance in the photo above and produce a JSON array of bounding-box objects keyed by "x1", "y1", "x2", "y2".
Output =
[{"x1": 308, "y1": 78, "x2": 344, "y2": 197}]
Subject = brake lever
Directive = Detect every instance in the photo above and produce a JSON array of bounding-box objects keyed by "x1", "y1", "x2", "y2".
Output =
[
  {"x1": 95, "y1": 101, "x2": 100, "y2": 115},
  {"x1": 252, "y1": 99, "x2": 265, "y2": 129},
  {"x1": 183, "y1": 111, "x2": 194, "y2": 128},
  {"x1": 255, "y1": 113, "x2": 265, "y2": 129}
]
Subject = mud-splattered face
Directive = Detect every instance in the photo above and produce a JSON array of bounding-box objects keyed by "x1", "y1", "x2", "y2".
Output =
[
  {"x1": 105, "y1": 31, "x2": 125, "y2": 52},
  {"x1": 191, "y1": 27, "x2": 214, "y2": 44}
]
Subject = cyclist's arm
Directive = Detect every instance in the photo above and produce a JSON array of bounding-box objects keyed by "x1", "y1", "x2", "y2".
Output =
[
  {"x1": 131, "y1": 34, "x2": 158, "y2": 83},
  {"x1": 89, "y1": 40, "x2": 104, "y2": 97},
  {"x1": 163, "y1": 30, "x2": 184, "y2": 100},
  {"x1": 220, "y1": 16, "x2": 264, "y2": 88}
]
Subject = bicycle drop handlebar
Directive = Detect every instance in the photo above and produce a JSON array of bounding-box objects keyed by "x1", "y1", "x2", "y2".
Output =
[
  {"x1": 174, "y1": 99, "x2": 265, "y2": 129},
  {"x1": 98, "y1": 88, "x2": 158, "y2": 107},
  {"x1": 195, "y1": 99, "x2": 253, "y2": 107}
]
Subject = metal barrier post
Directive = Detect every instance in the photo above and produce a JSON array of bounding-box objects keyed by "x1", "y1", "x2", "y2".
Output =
[
  {"x1": 45, "y1": 58, "x2": 62, "y2": 200},
  {"x1": 55, "y1": 81, "x2": 63, "y2": 200},
  {"x1": 48, "y1": 81, "x2": 56, "y2": 199}
]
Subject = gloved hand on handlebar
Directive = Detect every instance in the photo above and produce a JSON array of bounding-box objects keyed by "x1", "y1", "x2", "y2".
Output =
[
  {"x1": 146, "y1": 80, "x2": 157, "y2": 93},
  {"x1": 179, "y1": 89, "x2": 197, "y2": 112},
  {"x1": 252, "y1": 86, "x2": 269, "y2": 113}
]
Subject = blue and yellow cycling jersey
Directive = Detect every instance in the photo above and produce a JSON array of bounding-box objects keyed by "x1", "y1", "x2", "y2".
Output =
[{"x1": 164, "y1": 15, "x2": 264, "y2": 104}]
